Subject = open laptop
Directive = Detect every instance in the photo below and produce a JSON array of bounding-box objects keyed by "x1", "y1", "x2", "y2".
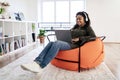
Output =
[{"x1": 55, "y1": 30, "x2": 72, "y2": 43}]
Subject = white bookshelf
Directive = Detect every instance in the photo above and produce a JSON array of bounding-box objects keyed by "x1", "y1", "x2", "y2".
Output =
[{"x1": 0, "y1": 19, "x2": 37, "y2": 56}]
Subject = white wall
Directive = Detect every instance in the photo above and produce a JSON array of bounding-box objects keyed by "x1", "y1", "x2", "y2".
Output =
[
  {"x1": 0, "y1": 0, "x2": 38, "y2": 21},
  {"x1": 86, "y1": 0, "x2": 120, "y2": 42}
]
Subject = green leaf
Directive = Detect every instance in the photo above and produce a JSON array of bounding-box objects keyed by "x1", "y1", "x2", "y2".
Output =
[{"x1": 38, "y1": 29, "x2": 46, "y2": 36}]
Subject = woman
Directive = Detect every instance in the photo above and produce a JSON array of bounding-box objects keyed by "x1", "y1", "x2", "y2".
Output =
[{"x1": 21, "y1": 11, "x2": 96, "y2": 73}]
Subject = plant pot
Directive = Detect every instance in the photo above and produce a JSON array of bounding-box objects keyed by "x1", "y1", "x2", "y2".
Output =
[{"x1": 39, "y1": 36, "x2": 45, "y2": 43}]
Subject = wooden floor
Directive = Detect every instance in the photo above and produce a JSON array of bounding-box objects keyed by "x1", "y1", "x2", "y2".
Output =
[{"x1": 104, "y1": 43, "x2": 120, "y2": 80}]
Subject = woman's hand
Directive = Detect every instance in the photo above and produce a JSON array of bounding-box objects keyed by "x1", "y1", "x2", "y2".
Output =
[{"x1": 72, "y1": 38, "x2": 79, "y2": 43}]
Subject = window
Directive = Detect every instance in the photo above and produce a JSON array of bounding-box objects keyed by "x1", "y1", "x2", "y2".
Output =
[
  {"x1": 56, "y1": 1, "x2": 69, "y2": 22},
  {"x1": 42, "y1": 1, "x2": 54, "y2": 22},
  {"x1": 70, "y1": 1, "x2": 85, "y2": 22},
  {"x1": 38, "y1": 0, "x2": 85, "y2": 23}
]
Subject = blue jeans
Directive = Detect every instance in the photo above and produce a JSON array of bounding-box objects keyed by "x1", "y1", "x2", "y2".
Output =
[{"x1": 34, "y1": 40, "x2": 71, "y2": 68}]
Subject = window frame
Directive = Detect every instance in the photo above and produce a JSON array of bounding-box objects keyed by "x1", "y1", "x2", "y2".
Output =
[{"x1": 38, "y1": 0, "x2": 86, "y2": 23}]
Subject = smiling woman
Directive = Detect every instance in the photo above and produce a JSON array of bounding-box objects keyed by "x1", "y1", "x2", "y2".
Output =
[{"x1": 20, "y1": 11, "x2": 97, "y2": 74}]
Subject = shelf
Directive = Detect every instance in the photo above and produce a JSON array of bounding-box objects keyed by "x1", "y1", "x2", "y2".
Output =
[{"x1": 0, "y1": 19, "x2": 37, "y2": 56}]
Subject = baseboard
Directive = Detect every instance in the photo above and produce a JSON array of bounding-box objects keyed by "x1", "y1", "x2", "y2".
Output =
[{"x1": 104, "y1": 42, "x2": 120, "y2": 44}]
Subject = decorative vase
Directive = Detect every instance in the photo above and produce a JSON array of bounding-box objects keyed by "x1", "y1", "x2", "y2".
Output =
[
  {"x1": 32, "y1": 33, "x2": 35, "y2": 42},
  {"x1": 0, "y1": 6, "x2": 9, "y2": 19}
]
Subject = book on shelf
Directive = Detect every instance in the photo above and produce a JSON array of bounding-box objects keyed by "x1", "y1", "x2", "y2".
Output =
[
  {"x1": 17, "y1": 39, "x2": 22, "y2": 48},
  {"x1": 21, "y1": 38, "x2": 26, "y2": 47},
  {"x1": 2, "y1": 44, "x2": 6, "y2": 54},
  {"x1": 5, "y1": 42, "x2": 10, "y2": 53},
  {"x1": 0, "y1": 27, "x2": 3, "y2": 37},
  {"x1": 0, "y1": 44, "x2": 6, "y2": 55},
  {"x1": 10, "y1": 41, "x2": 14, "y2": 51},
  {"x1": 0, "y1": 42, "x2": 11, "y2": 54},
  {"x1": 0, "y1": 39, "x2": 27, "y2": 53},
  {"x1": 0, "y1": 45, "x2": 3, "y2": 56},
  {"x1": 14, "y1": 40, "x2": 19, "y2": 50}
]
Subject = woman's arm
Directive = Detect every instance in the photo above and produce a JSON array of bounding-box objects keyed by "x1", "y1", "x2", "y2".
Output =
[{"x1": 79, "y1": 27, "x2": 96, "y2": 42}]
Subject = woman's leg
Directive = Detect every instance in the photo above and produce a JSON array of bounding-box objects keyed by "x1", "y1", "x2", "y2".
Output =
[
  {"x1": 21, "y1": 41, "x2": 71, "y2": 73},
  {"x1": 34, "y1": 42, "x2": 54, "y2": 64},
  {"x1": 39, "y1": 40, "x2": 71, "y2": 68},
  {"x1": 21, "y1": 42, "x2": 54, "y2": 73}
]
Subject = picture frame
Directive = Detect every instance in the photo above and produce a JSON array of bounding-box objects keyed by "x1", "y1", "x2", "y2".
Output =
[
  {"x1": 14, "y1": 12, "x2": 25, "y2": 21},
  {"x1": 14, "y1": 13, "x2": 21, "y2": 21},
  {"x1": 19, "y1": 12, "x2": 25, "y2": 21}
]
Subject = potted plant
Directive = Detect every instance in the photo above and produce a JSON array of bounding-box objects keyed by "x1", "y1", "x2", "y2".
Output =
[
  {"x1": 0, "y1": 2, "x2": 10, "y2": 19},
  {"x1": 0, "y1": 7, "x2": 5, "y2": 18},
  {"x1": 38, "y1": 29, "x2": 46, "y2": 43},
  {"x1": 0, "y1": 8, "x2": 5, "y2": 14}
]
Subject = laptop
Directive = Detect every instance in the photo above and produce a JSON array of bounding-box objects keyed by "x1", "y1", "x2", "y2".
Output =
[{"x1": 55, "y1": 30, "x2": 72, "y2": 43}]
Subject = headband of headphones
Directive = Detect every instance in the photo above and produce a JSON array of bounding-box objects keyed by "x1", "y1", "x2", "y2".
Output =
[{"x1": 83, "y1": 12, "x2": 88, "y2": 21}]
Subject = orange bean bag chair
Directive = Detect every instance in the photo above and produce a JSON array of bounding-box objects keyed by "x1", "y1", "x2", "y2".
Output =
[{"x1": 51, "y1": 37, "x2": 105, "y2": 72}]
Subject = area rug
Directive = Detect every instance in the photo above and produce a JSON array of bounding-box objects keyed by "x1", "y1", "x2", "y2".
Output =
[
  {"x1": 0, "y1": 47, "x2": 117, "y2": 80},
  {"x1": 37, "y1": 62, "x2": 117, "y2": 80}
]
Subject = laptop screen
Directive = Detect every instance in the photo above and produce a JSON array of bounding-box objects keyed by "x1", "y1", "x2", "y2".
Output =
[{"x1": 55, "y1": 30, "x2": 72, "y2": 43}]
